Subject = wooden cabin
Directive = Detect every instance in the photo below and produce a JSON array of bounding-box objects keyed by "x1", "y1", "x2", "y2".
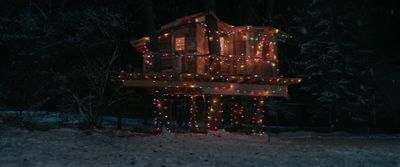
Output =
[{"x1": 119, "y1": 12, "x2": 301, "y2": 132}]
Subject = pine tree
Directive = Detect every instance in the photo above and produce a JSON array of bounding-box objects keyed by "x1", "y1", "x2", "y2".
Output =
[{"x1": 287, "y1": 0, "x2": 375, "y2": 128}]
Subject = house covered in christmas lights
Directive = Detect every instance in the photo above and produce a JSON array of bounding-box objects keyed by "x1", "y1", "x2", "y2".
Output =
[{"x1": 119, "y1": 11, "x2": 301, "y2": 132}]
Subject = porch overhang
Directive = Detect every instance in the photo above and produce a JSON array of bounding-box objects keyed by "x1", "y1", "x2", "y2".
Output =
[
  {"x1": 122, "y1": 79, "x2": 290, "y2": 97},
  {"x1": 119, "y1": 72, "x2": 301, "y2": 97}
]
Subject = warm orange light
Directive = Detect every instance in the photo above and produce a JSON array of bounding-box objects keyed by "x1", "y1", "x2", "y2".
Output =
[
  {"x1": 175, "y1": 37, "x2": 185, "y2": 51},
  {"x1": 219, "y1": 37, "x2": 225, "y2": 55}
]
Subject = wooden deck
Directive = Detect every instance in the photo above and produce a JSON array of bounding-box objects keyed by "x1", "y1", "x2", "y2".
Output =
[{"x1": 119, "y1": 72, "x2": 301, "y2": 97}]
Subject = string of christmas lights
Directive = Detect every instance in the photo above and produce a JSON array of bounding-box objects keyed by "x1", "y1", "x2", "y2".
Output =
[
  {"x1": 231, "y1": 96, "x2": 245, "y2": 129},
  {"x1": 250, "y1": 97, "x2": 265, "y2": 134},
  {"x1": 119, "y1": 72, "x2": 301, "y2": 85},
  {"x1": 153, "y1": 91, "x2": 163, "y2": 133},
  {"x1": 207, "y1": 95, "x2": 225, "y2": 131},
  {"x1": 126, "y1": 13, "x2": 300, "y2": 133},
  {"x1": 137, "y1": 19, "x2": 283, "y2": 78},
  {"x1": 188, "y1": 95, "x2": 199, "y2": 129}
]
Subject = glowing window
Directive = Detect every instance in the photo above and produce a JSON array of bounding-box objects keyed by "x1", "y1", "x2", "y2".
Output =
[
  {"x1": 219, "y1": 37, "x2": 225, "y2": 55},
  {"x1": 195, "y1": 16, "x2": 205, "y2": 23},
  {"x1": 175, "y1": 37, "x2": 185, "y2": 51}
]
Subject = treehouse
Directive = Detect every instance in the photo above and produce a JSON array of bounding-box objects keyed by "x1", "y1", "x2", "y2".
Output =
[{"x1": 119, "y1": 11, "x2": 301, "y2": 132}]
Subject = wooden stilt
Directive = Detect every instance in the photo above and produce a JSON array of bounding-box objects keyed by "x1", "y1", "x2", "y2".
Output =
[
  {"x1": 232, "y1": 96, "x2": 244, "y2": 130},
  {"x1": 208, "y1": 95, "x2": 222, "y2": 131},
  {"x1": 153, "y1": 90, "x2": 166, "y2": 133},
  {"x1": 254, "y1": 96, "x2": 265, "y2": 133},
  {"x1": 189, "y1": 95, "x2": 197, "y2": 130}
]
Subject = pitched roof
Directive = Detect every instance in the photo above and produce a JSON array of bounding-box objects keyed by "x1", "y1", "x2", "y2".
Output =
[
  {"x1": 131, "y1": 12, "x2": 292, "y2": 48},
  {"x1": 159, "y1": 11, "x2": 233, "y2": 32}
]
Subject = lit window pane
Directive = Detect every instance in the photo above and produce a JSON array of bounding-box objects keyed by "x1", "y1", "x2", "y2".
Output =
[
  {"x1": 175, "y1": 37, "x2": 185, "y2": 51},
  {"x1": 219, "y1": 37, "x2": 225, "y2": 55}
]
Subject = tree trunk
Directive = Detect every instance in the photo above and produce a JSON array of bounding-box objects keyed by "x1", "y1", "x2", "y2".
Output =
[
  {"x1": 143, "y1": 0, "x2": 160, "y2": 71},
  {"x1": 203, "y1": 0, "x2": 215, "y2": 12},
  {"x1": 203, "y1": 0, "x2": 220, "y2": 75}
]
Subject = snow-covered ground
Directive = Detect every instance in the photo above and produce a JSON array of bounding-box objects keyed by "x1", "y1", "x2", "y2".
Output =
[
  {"x1": 1, "y1": 127, "x2": 400, "y2": 167},
  {"x1": 1, "y1": 111, "x2": 400, "y2": 166}
]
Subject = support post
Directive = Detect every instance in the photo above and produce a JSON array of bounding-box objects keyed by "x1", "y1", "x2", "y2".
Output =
[
  {"x1": 231, "y1": 96, "x2": 244, "y2": 130},
  {"x1": 254, "y1": 96, "x2": 265, "y2": 134},
  {"x1": 189, "y1": 95, "x2": 198, "y2": 130},
  {"x1": 208, "y1": 95, "x2": 223, "y2": 130},
  {"x1": 153, "y1": 90, "x2": 166, "y2": 133}
]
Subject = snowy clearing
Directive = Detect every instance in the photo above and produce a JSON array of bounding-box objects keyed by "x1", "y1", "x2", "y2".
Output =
[{"x1": 1, "y1": 127, "x2": 400, "y2": 167}]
